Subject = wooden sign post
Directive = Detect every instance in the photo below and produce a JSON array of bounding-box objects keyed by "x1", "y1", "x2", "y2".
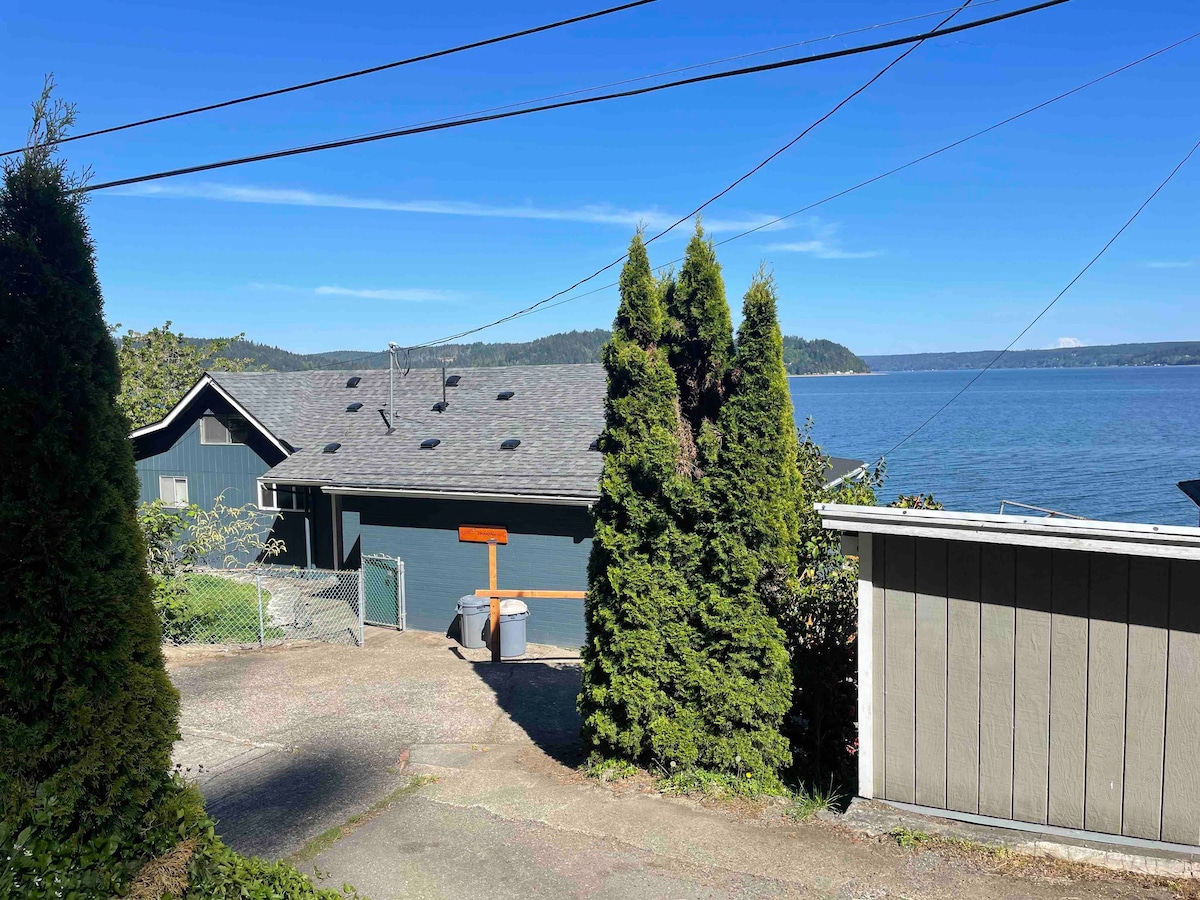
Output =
[
  {"x1": 487, "y1": 539, "x2": 501, "y2": 663},
  {"x1": 459, "y1": 524, "x2": 586, "y2": 663}
]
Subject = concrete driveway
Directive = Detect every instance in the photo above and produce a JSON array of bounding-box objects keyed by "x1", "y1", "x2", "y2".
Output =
[{"x1": 168, "y1": 629, "x2": 1180, "y2": 899}]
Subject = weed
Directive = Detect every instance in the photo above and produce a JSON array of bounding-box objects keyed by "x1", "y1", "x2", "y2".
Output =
[
  {"x1": 889, "y1": 826, "x2": 933, "y2": 848},
  {"x1": 785, "y1": 780, "x2": 844, "y2": 821}
]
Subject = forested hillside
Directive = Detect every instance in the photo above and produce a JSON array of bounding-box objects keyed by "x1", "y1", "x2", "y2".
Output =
[
  {"x1": 782, "y1": 337, "x2": 870, "y2": 374},
  {"x1": 209, "y1": 329, "x2": 870, "y2": 375},
  {"x1": 863, "y1": 341, "x2": 1200, "y2": 371}
]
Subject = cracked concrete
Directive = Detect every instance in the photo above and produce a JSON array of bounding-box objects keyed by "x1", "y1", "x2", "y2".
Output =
[{"x1": 168, "y1": 628, "x2": 1183, "y2": 899}]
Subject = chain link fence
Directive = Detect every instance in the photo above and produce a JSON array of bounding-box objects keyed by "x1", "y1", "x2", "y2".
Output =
[{"x1": 156, "y1": 564, "x2": 371, "y2": 649}]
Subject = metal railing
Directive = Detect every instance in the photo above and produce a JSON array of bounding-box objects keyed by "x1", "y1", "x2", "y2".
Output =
[{"x1": 998, "y1": 499, "x2": 1086, "y2": 520}]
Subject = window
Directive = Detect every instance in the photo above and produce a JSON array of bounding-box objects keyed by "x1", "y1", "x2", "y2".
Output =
[
  {"x1": 158, "y1": 476, "x2": 189, "y2": 508},
  {"x1": 200, "y1": 415, "x2": 248, "y2": 445},
  {"x1": 259, "y1": 482, "x2": 303, "y2": 512}
]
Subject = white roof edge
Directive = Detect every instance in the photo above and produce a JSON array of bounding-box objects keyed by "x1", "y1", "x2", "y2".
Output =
[
  {"x1": 322, "y1": 484, "x2": 595, "y2": 507},
  {"x1": 129, "y1": 373, "x2": 290, "y2": 456},
  {"x1": 815, "y1": 503, "x2": 1200, "y2": 561}
]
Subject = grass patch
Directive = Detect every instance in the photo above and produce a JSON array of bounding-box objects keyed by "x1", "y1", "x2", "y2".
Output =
[
  {"x1": 785, "y1": 780, "x2": 845, "y2": 822},
  {"x1": 290, "y1": 776, "x2": 436, "y2": 863},
  {"x1": 581, "y1": 756, "x2": 639, "y2": 782},
  {"x1": 658, "y1": 767, "x2": 787, "y2": 799},
  {"x1": 156, "y1": 573, "x2": 283, "y2": 644}
]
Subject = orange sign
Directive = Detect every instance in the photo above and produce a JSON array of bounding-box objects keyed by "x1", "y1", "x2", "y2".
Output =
[{"x1": 458, "y1": 525, "x2": 508, "y2": 545}]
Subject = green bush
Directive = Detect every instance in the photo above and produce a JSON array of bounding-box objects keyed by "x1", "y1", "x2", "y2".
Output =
[
  {"x1": 154, "y1": 574, "x2": 282, "y2": 644},
  {"x1": 0, "y1": 85, "x2": 180, "y2": 877}
]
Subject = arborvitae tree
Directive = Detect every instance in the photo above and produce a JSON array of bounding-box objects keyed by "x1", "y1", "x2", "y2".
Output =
[
  {"x1": 579, "y1": 234, "x2": 703, "y2": 767},
  {"x1": 663, "y1": 224, "x2": 734, "y2": 464},
  {"x1": 0, "y1": 90, "x2": 179, "y2": 866},
  {"x1": 692, "y1": 269, "x2": 799, "y2": 777}
]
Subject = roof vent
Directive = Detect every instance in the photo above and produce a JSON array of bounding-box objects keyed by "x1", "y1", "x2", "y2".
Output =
[
  {"x1": 323, "y1": 442, "x2": 341, "y2": 454},
  {"x1": 500, "y1": 438, "x2": 521, "y2": 451},
  {"x1": 496, "y1": 391, "x2": 515, "y2": 401},
  {"x1": 345, "y1": 376, "x2": 361, "y2": 388},
  {"x1": 420, "y1": 438, "x2": 441, "y2": 449},
  {"x1": 432, "y1": 400, "x2": 449, "y2": 413},
  {"x1": 346, "y1": 402, "x2": 363, "y2": 412},
  {"x1": 588, "y1": 438, "x2": 600, "y2": 452},
  {"x1": 445, "y1": 374, "x2": 461, "y2": 387}
]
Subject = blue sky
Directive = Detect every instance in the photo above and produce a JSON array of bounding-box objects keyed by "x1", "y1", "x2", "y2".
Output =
[{"x1": 2, "y1": 0, "x2": 1196, "y2": 355}]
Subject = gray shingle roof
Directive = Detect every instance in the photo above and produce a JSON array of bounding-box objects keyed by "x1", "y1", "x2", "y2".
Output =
[{"x1": 210, "y1": 365, "x2": 606, "y2": 500}]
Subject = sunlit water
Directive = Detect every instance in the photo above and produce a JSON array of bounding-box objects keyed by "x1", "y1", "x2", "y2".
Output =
[{"x1": 789, "y1": 366, "x2": 1200, "y2": 526}]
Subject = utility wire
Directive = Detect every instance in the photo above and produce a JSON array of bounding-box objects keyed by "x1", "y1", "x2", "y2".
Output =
[
  {"x1": 884, "y1": 134, "x2": 1200, "y2": 458},
  {"x1": 399, "y1": 30, "x2": 1199, "y2": 342},
  {"x1": 82, "y1": 0, "x2": 1067, "y2": 194},
  {"x1": 399, "y1": 0, "x2": 1037, "y2": 350},
  {"x1": 318, "y1": 0, "x2": 1009, "y2": 147},
  {"x1": 1, "y1": 0, "x2": 657, "y2": 158}
]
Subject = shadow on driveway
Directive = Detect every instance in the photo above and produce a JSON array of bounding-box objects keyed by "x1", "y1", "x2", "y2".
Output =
[{"x1": 466, "y1": 656, "x2": 585, "y2": 767}]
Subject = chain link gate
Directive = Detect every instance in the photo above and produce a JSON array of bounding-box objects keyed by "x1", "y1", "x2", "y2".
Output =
[{"x1": 363, "y1": 554, "x2": 406, "y2": 629}]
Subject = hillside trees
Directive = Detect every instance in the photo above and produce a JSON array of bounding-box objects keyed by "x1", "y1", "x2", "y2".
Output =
[{"x1": 116, "y1": 321, "x2": 253, "y2": 428}]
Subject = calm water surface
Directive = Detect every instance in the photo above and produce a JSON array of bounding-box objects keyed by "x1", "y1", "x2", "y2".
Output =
[{"x1": 789, "y1": 367, "x2": 1200, "y2": 526}]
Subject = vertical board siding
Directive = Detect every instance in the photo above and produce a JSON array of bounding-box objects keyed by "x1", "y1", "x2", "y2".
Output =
[
  {"x1": 1048, "y1": 550, "x2": 1089, "y2": 829},
  {"x1": 876, "y1": 539, "x2": 1200, "y2": 848},
  {"x1": 1122, "y1": 557, "x2": 1169, "y2": 841},
  {"x1": 1012, "y1": 547, "x2": 1052, "y2": 825},
  {"x1": 978, "y1": 545, "x2": 1016, "y2": 819},
  {"x1": 883, "y1": 535, "x2": 917, "y2": 803},
  {"x1": 946, "y1": 543, "x2": 982, "y2": 814},
  {"x1": 914, "y1": 539, "x2": 949, "y2": 809},
  {"x1": 872, "y1": 536, "x2": 887, "y2": 798},
  {"x1": 1084, "y1": 554, "x2": 1128, "y2": 835},
  {"x1": 1162, "y1": 559, "x2": 1200, "y2": 845}
]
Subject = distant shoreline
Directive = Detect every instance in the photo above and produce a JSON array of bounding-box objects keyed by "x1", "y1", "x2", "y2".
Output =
[{"x1": 789, "y1": 371, "x2": 881, "y2": 378}]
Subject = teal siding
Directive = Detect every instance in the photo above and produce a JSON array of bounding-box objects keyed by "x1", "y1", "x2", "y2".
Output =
[
  {"x1": 135, "y1": 419, "x2": 270, "y2": 510},
  {"x1": 351, "y1": 496, "x2": 590, "y2": 649}
]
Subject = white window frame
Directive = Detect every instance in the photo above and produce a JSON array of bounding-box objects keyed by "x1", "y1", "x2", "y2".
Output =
[
  {"x1": 259, "y1": 481, "x2": 302, "y2": 512},
  {"x1": 158, "y1": 476, "x2": 189, "y2": 508},
  {"x1": 200, "y1": 414, "x2": 247, "y2": 445}
]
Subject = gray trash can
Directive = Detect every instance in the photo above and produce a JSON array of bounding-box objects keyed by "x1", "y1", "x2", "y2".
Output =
[
  {"x1": 456, "y1": 595, "x2": 490, "y2": 649},
  {"x1": 496, "y1": 599, "x2": 529, "y2": 658}
]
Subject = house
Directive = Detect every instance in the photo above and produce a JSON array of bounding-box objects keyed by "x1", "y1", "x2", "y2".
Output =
[
  {"x1": 132, "y1": 364, "x2": 603, "y2": 647},
  {"x1": 131, "y1": 363, "x2": 863, "y2": 649}
]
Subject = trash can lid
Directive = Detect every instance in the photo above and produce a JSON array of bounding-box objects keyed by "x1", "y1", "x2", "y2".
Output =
[
  {"x1": 457, "y1": 595, "x2": 491, "y2": 611},
  {"x1": 499, "y1": 599, "x2": 528, "y2": 616}
]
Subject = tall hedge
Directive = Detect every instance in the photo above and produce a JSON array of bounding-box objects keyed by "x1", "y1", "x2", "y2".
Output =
[
  {"x1": 579, "y1": 234, "x2": 703, "y2": 767},
  {"x1": 0, "y1": 135, "x2": 179, "y2": 852},
  {"x1": 691, "y1": 270, "x2": 796, "y2": 776},
  {"x1": 663, "y1": 224, "x2": 734, "y2": 461}
]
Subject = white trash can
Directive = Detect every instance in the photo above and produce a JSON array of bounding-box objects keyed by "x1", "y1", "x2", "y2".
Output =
[{"x1": 493, "y1": 599, "x2": 530, "y2": 658}]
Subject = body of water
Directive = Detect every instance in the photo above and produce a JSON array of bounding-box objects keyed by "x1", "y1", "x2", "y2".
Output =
[{"x1": 789, "y1": 366, "x2": 1200, "y2": 526}]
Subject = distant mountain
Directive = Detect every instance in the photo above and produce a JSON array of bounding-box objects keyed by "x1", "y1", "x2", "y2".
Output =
[
  {"x1": 863, "y1": 341, "x2": 1200, "y2": 372},
  {"x1": 214, "y1": 329, "x2": 870, "y2": 375}
]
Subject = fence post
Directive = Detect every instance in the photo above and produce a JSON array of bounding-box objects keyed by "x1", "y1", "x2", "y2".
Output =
[
  {"x1": 357, "y1": 567, "x2": 366, "y2": 647},
  {"x1": 396, "y1": 558, "x2": 404, "y2": 631},
  {"x1": 256, "y1": 572, "x2": 265, "y2": 648}
]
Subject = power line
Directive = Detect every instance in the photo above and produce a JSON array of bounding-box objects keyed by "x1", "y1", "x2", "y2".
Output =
[
  {"x1": 81, "y1": 0, "x2": 1067, "y2": 194},
  {"x1": 1, "y1": 0, "x2": 658, "y2": 158},
  {"x1": 318, "y1": 0, "x2": 1010, "y2": 147},
  {"x1": 400, "y1": 30, "x2": 1199, "y2": 341},
  {"x1": 399, "y1": 0, "x2": 1069, "y2": 350},
  {"x1": 884, "y1": 134, "x2": 1200, "y2": 459}
]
